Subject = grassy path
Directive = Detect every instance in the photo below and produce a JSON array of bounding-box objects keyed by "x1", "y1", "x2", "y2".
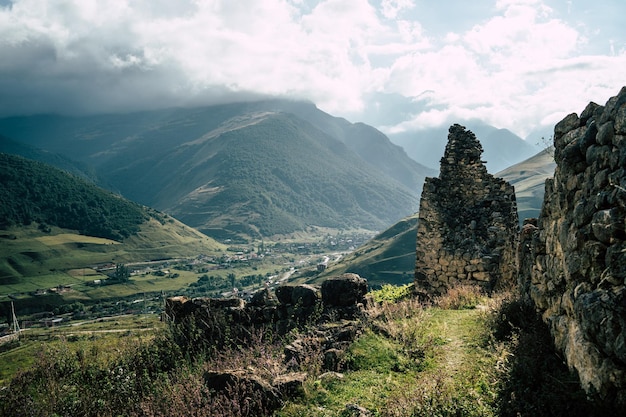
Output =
[
  {"x1": 425, "y1": 307, "x2": 490, "y2": 374},
  {"x1": 278, "y1": 303, "x2": 500, "y2": 417},
  {"x1": 397, "y1": 307, "x2": 498, "y2": 417}
]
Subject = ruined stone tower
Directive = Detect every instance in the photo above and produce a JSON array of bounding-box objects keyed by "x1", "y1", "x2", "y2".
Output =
[{"x1": 414, "y1": 124, "x2": 519, "y2": 295}]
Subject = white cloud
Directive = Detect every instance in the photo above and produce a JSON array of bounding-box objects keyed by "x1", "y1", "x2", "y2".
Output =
[
  {"x1": 377, "y1": 0, "x2": 625, "y2": 137},
  {"x1": 380, "y1": 0, "x2": 414, "y2": 19},
  {"x1": 0, "y1": 0, "x2": 624, "y2": 139}
]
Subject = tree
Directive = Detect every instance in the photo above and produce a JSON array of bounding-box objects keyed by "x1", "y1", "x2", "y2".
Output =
[{"x1": 114, "y1": 263, "x2": 130, "y2": 282}]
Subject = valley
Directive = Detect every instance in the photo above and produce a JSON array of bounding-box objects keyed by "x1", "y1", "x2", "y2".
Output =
[
  {"x1": 0, "y1": 221, "x2": 373, "y2": 313},
  {"x1": 0, "y1": 98, "x2": 573, "y2": 416}
]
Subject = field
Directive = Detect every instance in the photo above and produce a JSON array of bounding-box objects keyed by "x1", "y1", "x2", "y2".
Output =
[
  {"x1": 0, "y1": 222, "x2": 227, "y2": 304},
  {"x1": 0, "y1": 314, "x2": 164, "y2": 385}
]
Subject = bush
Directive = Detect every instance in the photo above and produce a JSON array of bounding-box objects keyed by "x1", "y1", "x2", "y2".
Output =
[{"x1": 370, "y1": 284, "x2": 413, "y2": 304}]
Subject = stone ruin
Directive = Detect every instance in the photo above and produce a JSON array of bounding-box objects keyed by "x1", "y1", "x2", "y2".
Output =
[
  {"x1": 414, "y1": 124, "x2": 519, "y2": 295},
  {"x1": 165, "y1": 273, "x2": 369, "y2": 341},
  {"x1": 164, "y1": 273, "x2": 370, "y2": 412},
  {"x1": 519, "y1": 87, "x2": 626, "y2": 405}
]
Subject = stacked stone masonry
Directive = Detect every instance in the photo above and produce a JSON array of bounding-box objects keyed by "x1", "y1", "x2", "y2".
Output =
[
  {"x1": 415, "y1": 124, "x2": 519, "y2": 295},
  {"x1": 519, "y1": 87, "x2": 626, "y2": 405}
]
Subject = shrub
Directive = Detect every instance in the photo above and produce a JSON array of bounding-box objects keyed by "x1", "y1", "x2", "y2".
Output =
[{"x1": 370, "y1": 284, "x2": 413, "y2": 304}]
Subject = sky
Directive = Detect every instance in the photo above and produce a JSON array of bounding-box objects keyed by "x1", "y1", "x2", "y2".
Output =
[{"x1": 0, "y1": 0, "x2": 624, "y2": 139}]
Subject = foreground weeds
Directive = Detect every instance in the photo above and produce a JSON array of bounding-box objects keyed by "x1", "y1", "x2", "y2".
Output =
[
  {"x1": 279, "y1": 287, "x2": 613, "y2": 417},
  {"x1": 1, "y1": 287, "x2": 617, "y2": 416}
]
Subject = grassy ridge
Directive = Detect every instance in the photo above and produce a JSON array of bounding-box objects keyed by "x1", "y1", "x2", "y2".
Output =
[
  {"x1": 314, "y1": 214, "x2": 419, "y2": 288},
  {"x1": 496, "y1": 148, "x2": 555, "y2": 223}
]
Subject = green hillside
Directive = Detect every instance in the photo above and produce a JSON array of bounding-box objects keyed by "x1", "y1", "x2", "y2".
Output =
[
  {"x1": 313, "y1": 213, "x2": 419, "y2": 288},
  {"x1": 496, "y1": 148, "x2": 555, "y2": 223},
  {"x1": 0, "y1": 153, "x2": 147, "y2": 240},
  {"x1": 164, "y1": 113, "x2": 418, "y2": 238},
  {"x1": 0, "y1": 154, "x2": 225, "y2": 303}
]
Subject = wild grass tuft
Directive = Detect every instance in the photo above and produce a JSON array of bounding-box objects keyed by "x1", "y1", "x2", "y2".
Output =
[{"x1": 434, "y1": 284, "x2": 485, "y2": 310}]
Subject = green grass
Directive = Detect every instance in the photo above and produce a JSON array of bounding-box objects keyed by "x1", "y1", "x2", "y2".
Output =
[
  {"x1": 370, "y1": 283, "x2": 413, "y2": 303},
  {"x1": 278, "y1": 290, "x2": 606, "y2": 417},
  {"x1": 278, "y1": 295, "x2": 499, "y2": 417},
  {"x1": 0, "y1": 223, "x2": 225, "y2": 303},
  {"x1": 79, "y1": 270, "x2": 200, "y2": 299},
  {"x1": 0, "y1": 314, "x2": 163, "y2": 385}
]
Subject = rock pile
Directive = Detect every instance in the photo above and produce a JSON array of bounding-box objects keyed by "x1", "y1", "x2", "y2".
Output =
[
  {"x1": 164, "y1": 274, "x2": 370, "y2": 410},
  {"x1": 415, "y1": 124, "x2": 519, "y2": 295},
  {"x1": 165, "y1": 273, "x2": 369, "y2": 341},
  {"x1": 519, "y1": 87, "x2": 626, "y2": 405}
]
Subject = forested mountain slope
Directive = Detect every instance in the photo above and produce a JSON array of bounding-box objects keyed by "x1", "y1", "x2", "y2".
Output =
[{"x1": 0, "y1": 100, "x2": 432, "y2": 239}]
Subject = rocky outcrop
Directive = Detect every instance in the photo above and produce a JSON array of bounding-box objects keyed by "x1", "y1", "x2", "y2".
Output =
[
  {"x1": 415, "y1": 124, "x2": 519, "y2": 295},
  {"x1": 165, "y1": 273, "x2": 369, "y2": 359},
  {"x1": 203, "y1": 370, "x2": 307, "y2": 414},
  {"x1": 519, "y1": 87, "x2": 626, "y2": 405},
  {"x1": 164, "y1": 274, "x2": 370, "y2": 413}
]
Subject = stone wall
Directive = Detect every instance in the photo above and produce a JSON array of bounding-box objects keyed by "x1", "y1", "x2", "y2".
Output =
[
  {"x1": 520, "y1": 87, "x2": 626, "y2": 404},
  {"x1": 415, "y1": 124, "x2": 519, "y2": 295},
  {"x1": 165, "y1": 273, "x2": 369, "y2": 348}
]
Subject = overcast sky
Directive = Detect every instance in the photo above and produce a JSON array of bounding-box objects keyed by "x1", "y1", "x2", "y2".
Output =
[{"x1": 0, "y1": 0, "x2": 624, "y2": 139}]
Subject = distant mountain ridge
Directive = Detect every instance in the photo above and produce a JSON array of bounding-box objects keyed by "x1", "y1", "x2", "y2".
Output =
[
  {"x1": 0, "y1": 100, "x2": 434, "y2": 240},
  {"x1": 0, "y1": 135, "x2": 100, "y2": 184},
  {"x1": 388, "y1": 121, "x2": 541, "y2": 173}
]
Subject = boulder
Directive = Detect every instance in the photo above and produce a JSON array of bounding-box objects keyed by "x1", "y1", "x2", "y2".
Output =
[
  {"x1": 323, "y1": 348, "x2": 345, "y2": 371},
  {"x1": 275, "y1": 285, "x2": 294, "y2": 305},
  {"x1": 321, "y1": 273, "x2": 368, "y2": 307},
  {"x1": 343, "y1": 404, "x2": 373, "y2": 417},
  {"x1": 273, "y1": 372, "x2": 307, "y2": 399},
  {"x1": 203, "y1": 370, "x2": 281, "y2": 413},
  {"x1": 249, "y1": 288, "x2": 278, "y2": 307},
  {"x1": 291, "y1": 284, "x2": 320, "y2": 307},
  {"x1": 275, "y1": 284, "x2": 320, "y2": 307}
]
